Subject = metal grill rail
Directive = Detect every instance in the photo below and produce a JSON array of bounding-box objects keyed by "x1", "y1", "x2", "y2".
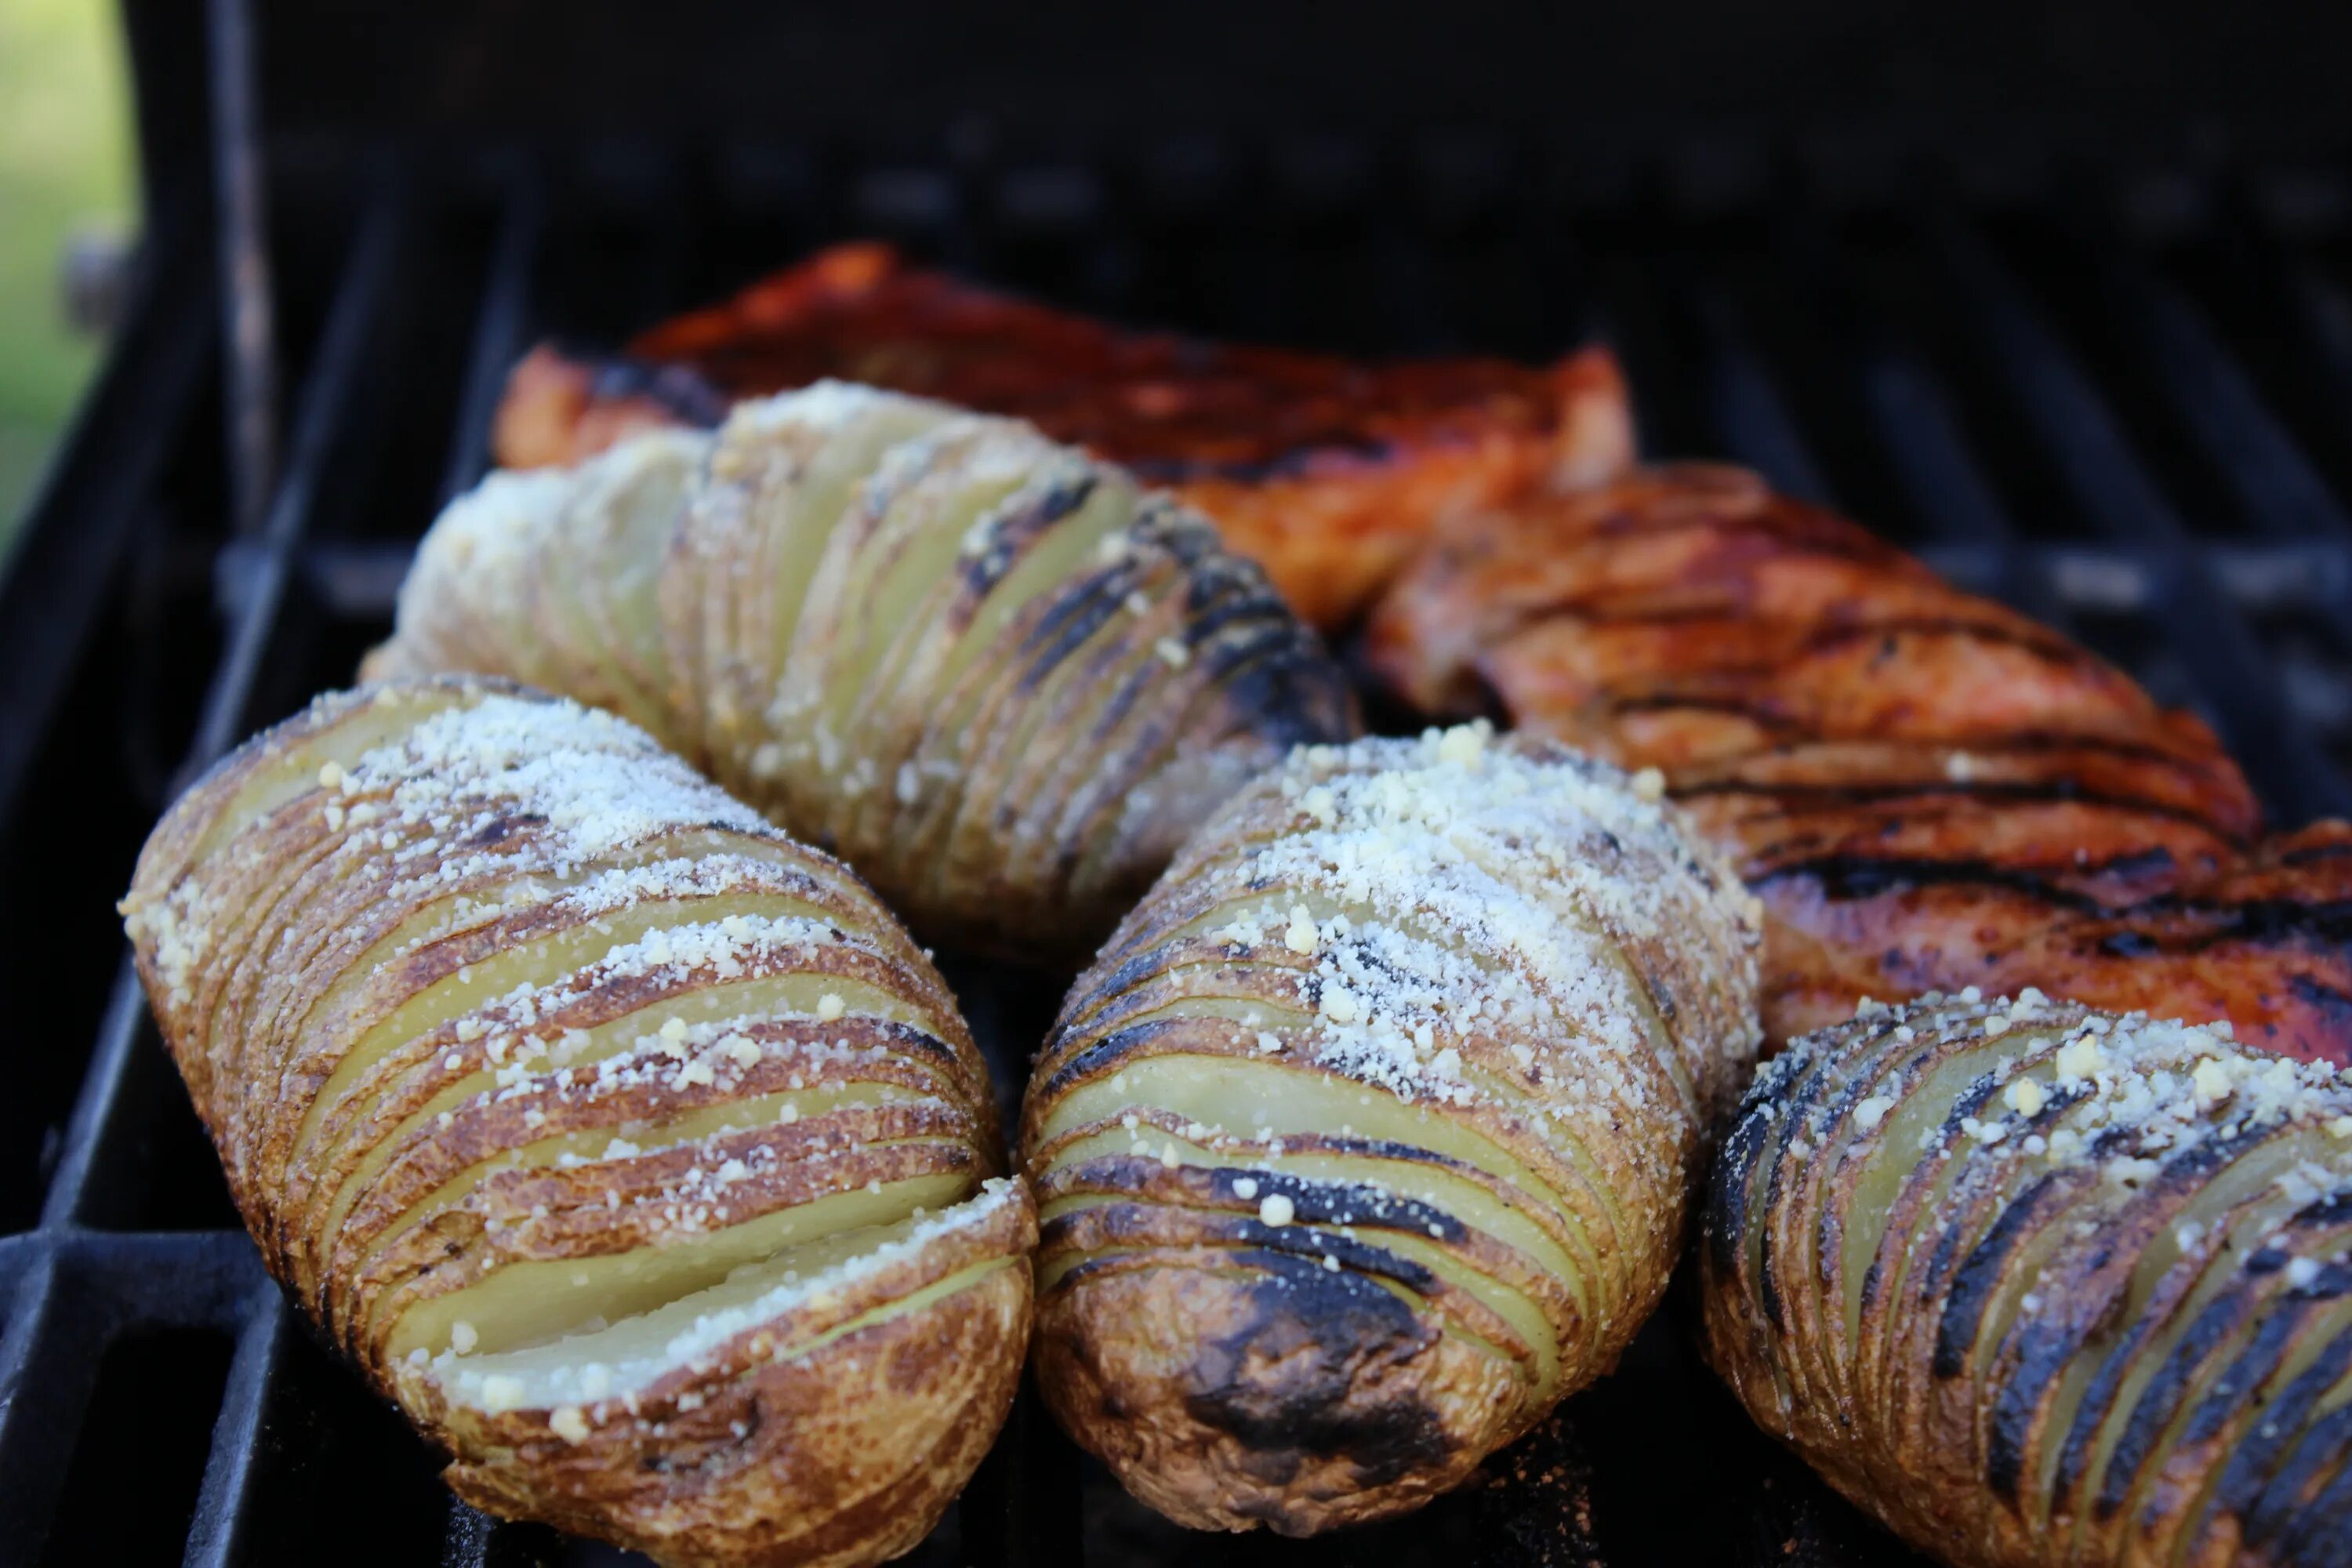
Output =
[{"x1": 5, "y1": 138, "x2": 2352, "y2": 1567}]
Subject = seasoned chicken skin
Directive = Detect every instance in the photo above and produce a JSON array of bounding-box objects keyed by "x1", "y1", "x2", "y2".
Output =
[
  {"x1": 1367, "y1": 463, "x2": 2352, "y2": 1064},
  {"x1": 492, "y1": 242, "x2": 1633, "y2": 627}
]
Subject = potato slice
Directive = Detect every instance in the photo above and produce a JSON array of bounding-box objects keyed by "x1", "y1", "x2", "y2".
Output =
[
  {"x1": 1701, "y1": 991, "x2": 2352, "y2": 1567},
  {"x1": 364, "y1": 381, "x2": 1359, "y2": 960},
  {"x1": 123, "y1": 677, "x2": 1035, "y2": 1568},
  {"x1": 1019, "y1": 723, "x2": 1763, "y2": 1534}
]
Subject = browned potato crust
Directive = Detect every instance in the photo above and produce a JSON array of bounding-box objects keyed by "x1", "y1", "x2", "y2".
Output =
[
  {"x1": 1020, "y1": 724, "x2": 1762, "y2": 1533},
  {"x1": 120, "y1": 675, "x2": 1035, "y2": 1568},
  {"x1": 364, "y1": 383, "x2": 1358, "y2": 961},
  {"x1": 1702, "y1": 992, "x2": 2352, "y2": 1567}
]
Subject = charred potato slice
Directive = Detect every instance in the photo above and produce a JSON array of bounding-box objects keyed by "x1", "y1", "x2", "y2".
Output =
[
  {"x1": 1701, "y1": 991, "x2": 2352, "y2": 1567},
  {"x1": 365, "y1": 382, "x2": 1359, "y2": 961},
  {"x1": 121, "y1": 677, "x2": 1036, "y2": 1568},
  {"x1": 1020, "y1": 724, "x2": 1763, "y2": 1534}
]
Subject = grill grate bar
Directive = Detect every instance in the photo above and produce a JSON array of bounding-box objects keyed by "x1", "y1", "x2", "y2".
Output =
[
  {"x1": 0, "y1": 209, "x2": 213, "y2": 833},
  {"x1": 10, "y1": 138, "x2": 2352, "y2": 1566},
  {"x1": 0, "y1": 176, "x2": 412, "y2": 1563},
  {"x1": 440, "y1": 175, "x2": 546, "y2": 508},
  {"x1": 2086, "y1": 226, "x2": 2351, "y2": 539},
  {"x1": 206, "y1": 0, "x2": 278, "y2": 535},
  {"x1": 39, "y1": 964, "x2": 158, "y2": 1229},
  {"x1": 0, "y1": 1233, "x2": 264, "y2": 1561},
  {"x1": 1924, "y1": 205, "x2": 2189, "y2": 543},
  {"x1": 1777, "y1": 210, "x2": 2019, "y2": 546},
  {"x1": 1920, "y1": 205, "x2": 2352, "y2": 819},
  {"x1": 1684, "y1": 271, "x2": 1838, "y2": 507},
  {"x1": 0, "y1": 1257, "x2": 100, "y2": 1553},
  {"x1": 191, "y1": 187, "x2": 405, "y2": 767},
  {"x1": 180, "y1": 1295, "x2": 292, "y2": 1568}
]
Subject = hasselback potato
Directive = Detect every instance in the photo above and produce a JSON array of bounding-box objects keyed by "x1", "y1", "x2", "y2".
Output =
[
  {"x1": 119, "y1": 676, "x2": 1035, "y2": 1568},
  {"x1": 1020, "y1": 723, "x2": 1764, "y2": 1533},
  {"x1": 364, "y1": 381, "x2": 1358, "y2": 960},
  {"x1": 1702, "y1": 990, "x2": 2352, "y2": 1567}
]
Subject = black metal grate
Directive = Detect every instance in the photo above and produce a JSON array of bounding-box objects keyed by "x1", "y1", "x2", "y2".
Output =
[{"x1": 5, "y1": 119, "x2": 2352, "y2": 1567}]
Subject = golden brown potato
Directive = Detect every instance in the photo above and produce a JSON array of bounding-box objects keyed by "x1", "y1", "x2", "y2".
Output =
[
  {"x1": 120, "y1": 676, "x2": 1035, "y2": 1568},
  {"x1": 1701, "y1": 991, "x2": 2352, "y2": 1567},
  {"x1": 1019, "y1": 724, "x2": 1762, "y2": 1534},
  {"x1": 364, "y1": 383, "x2": 1359, "y2": 962}
]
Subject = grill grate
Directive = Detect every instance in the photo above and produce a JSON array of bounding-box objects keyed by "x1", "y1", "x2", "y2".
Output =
[{"x1": 5, "y1": 123, "x2": 2352, "y2": 1566}]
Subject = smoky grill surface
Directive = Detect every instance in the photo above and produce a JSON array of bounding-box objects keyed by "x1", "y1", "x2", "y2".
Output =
[{"x1": 5, "y1": 118, "x2": 2352, "y2": 1568}]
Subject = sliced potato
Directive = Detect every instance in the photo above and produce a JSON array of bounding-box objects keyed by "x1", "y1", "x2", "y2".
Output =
[
  {"x1": 1701, "y1": 991, "x2": 2352, "y2": 1567},
  {"x1": 1019, "y1": 723, "x2": 1763, "y2": 1533},
  {"x1": 122, "y1": 677, "x2": 1036, "y2": 1568},
  {"x1": 365, "y1": 382, "x2": 1359, "y2": 960}
]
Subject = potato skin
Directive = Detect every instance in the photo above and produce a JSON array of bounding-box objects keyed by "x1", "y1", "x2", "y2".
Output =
[
  {"x1": 1021, "y1": 725, "x2": 1762, "y2": 1533},
  {"x1": 365, "y1": 382, "x2": 1358, "y2": 962},
  {"x1": 1036, "y1": 1244, "x2": 1522, "y2": 1533},
  {"x1": 1701, "y1": 992, "x2": 2352, "y2": 1568},
  {"x1": 422, "y1": 1192, "x2": 1033, "y2": 1568},
  {"x1": 121, "y1": 677, "x2": 1035, "y2": 1568}
]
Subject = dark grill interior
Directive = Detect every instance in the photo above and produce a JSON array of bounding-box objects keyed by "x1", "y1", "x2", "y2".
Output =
[{"x1": 7, "y1": 72, "x2": 2352, "y2": 1565}]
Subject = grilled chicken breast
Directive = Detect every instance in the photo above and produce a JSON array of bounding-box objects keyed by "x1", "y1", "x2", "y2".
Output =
[
  {"x1": 491, "y1": 242, "x2": 1634, "y2": 627},
  {"x1": 1367, "y1": 463, "x2": 2352, "y2": 1065}
]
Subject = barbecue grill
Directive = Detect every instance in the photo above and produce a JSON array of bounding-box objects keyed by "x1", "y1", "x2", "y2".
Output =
[{"x1": 6, "y1": 3, "x2": 2352, "y2": 1563}]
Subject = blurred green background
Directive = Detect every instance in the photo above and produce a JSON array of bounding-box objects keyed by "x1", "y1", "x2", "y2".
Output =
[{"x1": 0, "y1": 0, "x2": 137, "y2": 537}]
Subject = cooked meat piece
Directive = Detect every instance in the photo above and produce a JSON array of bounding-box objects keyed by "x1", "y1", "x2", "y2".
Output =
[
  {"x1": 491, "y1": 242, "x2": 1634, "y2": 627},
  {"x1": 1366, "y1": 463, "x2": 2352, "y2": 1065}
]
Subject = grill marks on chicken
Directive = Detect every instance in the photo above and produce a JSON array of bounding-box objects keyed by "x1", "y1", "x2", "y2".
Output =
[
  {"x1": 489, "y1": 242, "x2": 1635, "y2": 628},
  {"x1": 1366, "y1": 464, "x2": 2352, "y2": 1065}
]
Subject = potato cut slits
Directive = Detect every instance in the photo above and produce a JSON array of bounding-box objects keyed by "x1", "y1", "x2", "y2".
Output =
[
  {"x1": 1020, "y1": 722, "x2": 1762, "y2": 1535},
  {"x1": 1702, "y1": 991, "x2": 2352, "y2": 1568},
  {"x1": 367, "y1": 381, "x2": 1359, "y2": 961},
  {"x1": 121, "y1": 677, "x2": 1036, "y2": 1568}
]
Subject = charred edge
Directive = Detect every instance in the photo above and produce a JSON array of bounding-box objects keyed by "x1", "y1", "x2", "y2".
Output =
[
  {"x1": 2151, "y1": 1303, "x2": 2314, "y2": 1544},
  {"x1": 1233, "y1": 1224, "x2": 1440, "y2": 1294},
  {"x1": 2291, "y1": 972, "x2": 2352, "y2": 1025},
  {"x1": 1033, "y1": 1018, "x2": 1184, "y2": 1104},
  {"x1": 1210, "y1": 647, "x2": 1359, "y2": 749},
  {"x1": 2210, "y1": 1325, "x2": 2352, "y2": 1542},
  {"x1": 1929, "y1": 1070, "x2": 2012, "y2": 1159},
  {"x1": 1208, "y1": 1167, "x2": 1468, "y2": 1246},
  {"x1": 2261, "y1": 1399, "x2": 2352, "y2": 1559},
  {"x1": 2113, "y1": 895, "x2": 2352, "y2": 956},
  {"x1": 1703, "y1": 1094, "x2": 1773, "y2": 1286},
  {"x1": 861, "y1": 1015, "x2": 968, "y2": 1072},
  {"x1": 574, "y1": 350, "x2": 734, "y2": 426},
  {"x1": 1987, "y1": 1319, "x2": 2077, "y2": 1505},
  {"x1": 955, "y1": 472, "x2": 1097, "y2": 604},
  {"x1": 1011, "y1": 557, "x2": 1133, "y2": 695},
  {"x1": 1126, "y1": 495, "x2": 1221, "y2": 564},
  {"x1": 463, "y1": 812, "x2": 546, "y2": 848},
  {"x1": 1752, "y1": 855, "x2": 2114, "y2": 915},
  {"x1": 1754, "y1": 1051, "x2": 1850, "y2": 1335},
  {"x1": 1683, "y1": 779, "x2": 2245, "y2": 846},
  {"x1": 2096, "y1": 1286, "x2": 2256, "y2": 1520},
  {"x1": 1935, "y1": 1171, "x2": 2061, "y2": 1379},
  {"x1": 1040, "y1": 1162, "x2": 1469, "y2": 1256},
  {"x1": 2053, "y1": 1295, "x2": 2169, "y2": 1508},
  {"x1": 1180, "y1": 1249, "x2": 1454, "y2": 1492}
]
